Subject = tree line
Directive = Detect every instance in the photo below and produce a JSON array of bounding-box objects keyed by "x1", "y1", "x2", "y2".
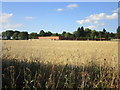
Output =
[{"x1": 2, "y1": 26, "x2": 120, "y2": 40}]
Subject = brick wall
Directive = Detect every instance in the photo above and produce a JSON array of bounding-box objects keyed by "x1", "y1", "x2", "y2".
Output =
[{"x1": 37, "y1": 36, "x2": 60, "y2": 40}]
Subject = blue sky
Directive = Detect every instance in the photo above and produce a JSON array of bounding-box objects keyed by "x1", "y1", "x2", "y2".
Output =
[{"x1": 2, "y1": 2, "x2": 118, "y2": 33}]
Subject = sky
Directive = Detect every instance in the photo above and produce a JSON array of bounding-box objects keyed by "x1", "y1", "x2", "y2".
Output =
[{"x1": 1, "y1": 2, "x2": 119, "y2": 33}]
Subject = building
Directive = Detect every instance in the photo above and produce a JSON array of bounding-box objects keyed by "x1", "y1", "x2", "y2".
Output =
[{"x1": 36, "y1": 36, "x2": 63, "y2": 40}]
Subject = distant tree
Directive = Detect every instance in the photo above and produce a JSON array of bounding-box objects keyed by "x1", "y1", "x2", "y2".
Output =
[
  {"x1": 73, "y1": 31, "x2": 78, "y2": 39},
  {"x1": 12, "y1": 33, "x2": 19, "y2": 40},
  {"x1": 18, "y1": 32, "x2": 28, "y2": 40},
  {"x1": 117, "y1": 26, "x2": 120, "y2": 39},
  {"x1": 3, "y1": 30, "x2": 14, "y2": 39},
  {"x1": 62, "y1": 31, "x2": 66, "y2": 37},
  {"x1": 109, "y1": 32, "x2": 116, "y2": 39},
  {"x1": 76, "y1": 27, "x2": 81, "y2": 37},
  {"x1": 102, "y1": 28, "x2": 107, "y2": 38},
  {"x1": 2, "y1": 32, "x2": 7, "y2": 40},
  {"x1": 64, "y1": 32, "x2": 71, "y2": 39},
  {"x1": 80, "y1": 26, "x2": 85, "y2": 37},
  {"x1": 46, "y1": 31, "x2": 52, "y2": 36},
  {"x1": 1, "y1": 26, "x2": 118, "y2": 40},
  {"x1": 73, "y1": 27, "x2": 80, "y2": 39},
  {"x1": 90, "y1": 30, "x2": 96, "y2": 39},
  {"x1": 84, "y1": 28, "x2": 91, "y2": 39},
  {"x1": 56, "y1": 33, "x2": 59, "y2": 36},
  {"x1": 98, "y1": 31, "x2": 102, "y2": 39},
  {"x1": 52, "y1": 33, "x2": 59, "y2": 36},
  {"x1": 29, "y1": 33, "x2": 38, "y2": 39},
  {"x1": 74, "y1": 27, "x2": 85, "y2": 38},
  {"x1": 14, "y1": 31, "x2": 20, "y2": 34},
  {"x1": 103, "y1": 28, "x2": 106, "y2": 33},
  {"x1": 39, "y1": 30, "x2": 45, "y2": 36},
  {"x1": 12, "y1": 31, "x2": 20, "y2": 40},
  {"x1": 105, "y1": 32, "x2": 110, "y2": 39}
]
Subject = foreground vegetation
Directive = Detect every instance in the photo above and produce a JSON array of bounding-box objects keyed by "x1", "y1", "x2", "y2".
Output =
[
  {"x1": 2, "y1": 58, "x2": 119, "y2": 89},
  {"x1": 2, "y1": 40, "x2": 119, "y2": 89}
]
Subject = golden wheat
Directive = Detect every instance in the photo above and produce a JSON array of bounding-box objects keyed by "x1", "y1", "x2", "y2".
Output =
[
  {"x1": 2, "y1": 40, "x2": 118, "y2": 67},
  {"x1": 2, "y1": 40, "x2": 119, "y2": 89}
]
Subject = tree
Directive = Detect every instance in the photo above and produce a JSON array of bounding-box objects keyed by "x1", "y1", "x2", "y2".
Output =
[
  {"x1": 110, "y1": 32, "x2": 116, "y2": 39},
  {"x1": 105, "y1": 32, "x2": 110, "y2": 39},
  {"x1": 46, "y1": 31, "x2": 52, "y2": 36},
  {"x1": 103, "y1": 28, "x2": 106, "y2": 33},
  {"x1": 74, "y1": 27, "x2": 85, "y2": 38},
  {"x1": 98, "y1": 31, "x2": 102, "y2": 39},
  {"x1": 117, "y1": 26, "x2": 120, "y2": 39},
  {"x1": 12, "y1": 33, "x2": 19, "y2": 40},
  {"x1": 5, "y1": 30, "x2": 14, "y2": 39},
  {"x1": 84, "y1": 28, "x2": 91, "y2": 39},
  {"x1": 2, "y1": 32, "x2": 7, "y2": 40},
  {"x1": 73, "y1": 31, "x2": 78, "y2": 39},
  {"x1": 18, "y1": 32, "x2": 28, "y2": 40},
  {"x1": 62, "y1": 31, "x2": 66, "y2": 37},
  {"x1": 14, "y1": 31, "x2": 20, "y2": 34},
  {"x1": 73, "y1": 27, "x2": 81, "y2": 38},
  {"x1": 29, "y1": 33, "x2": 38, "y2": 39},
  {"x1": 64, "y1": 32, "x2": 71, "y2": 39},
  {"x1": 80, "y1": 26, "x2": 85, "y2": 37},
  {"x1": 39, "y1": 30, "x2": 45, "y2": 36},
  {"x1": 52, "y1": 33, "x2": 59, "y2": 36},
  {"x1": 76, "y1": 27, "x2": 81, "y2": 37},
  {"x1": 102, "y1": 28, "x2": 107, "y2": 38},
  {"x1": 90, "y1": 30, "x2": 96, "y2": 39},
  {"x1": 12, "y1": 31, "x2": 20, "y2": 40}
]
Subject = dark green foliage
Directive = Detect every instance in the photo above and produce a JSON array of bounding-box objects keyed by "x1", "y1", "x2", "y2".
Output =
[
  {"x1": 12, "y1": 31, "x2": 20, "y2": 40},
  {"x1": 2, "y1": 26, "x2": 118, "y2": 40},
  {"x1": 29, "y1": 33, "x2": 38, "y2": 39},
  {"x1": 52, "y1": 33, "x2": 59, "y2": 36},
  {"x1": 117, "y1": 26, "x2": 120, "y2": 39},
  {"x1": 61, "y1": 31, "x2": 66, "y2": 37},
  {"x1": 84, "y1": 28, "x2": 91, "y2": 39},
  {"x1": 90, "y1": 30, "x2": 96, "y2": 40},
  {"x1": 2, "y1": 30, "x2": 14, "y2": 40},
  {"x1": 39, "y1": 30, "x2": 45, "y2": 36},
  {"x1": 39, "y1": 30, "x2": 53, "y2": 36},
  {"x1": 18, "y1": 32, "x2": 28, "y2": 40},
  {"x1": 45, "y1": 31, "x2": 53, "y2": 36}
]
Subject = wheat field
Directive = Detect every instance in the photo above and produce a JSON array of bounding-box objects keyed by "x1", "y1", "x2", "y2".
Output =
[
  {"x1": 2, "y1": 40, "x2": 118, "y2": 66},
  {"x1": 2, "y1": 40, "x2": 119, "y2": 89}
]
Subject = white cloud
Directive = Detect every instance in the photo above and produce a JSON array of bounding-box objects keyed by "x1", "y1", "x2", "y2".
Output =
[
  {"x1": 0, "y1": 13, "x2": 23, "y2": 30},
  {"x1": 2, "y1": 23, "x2": 23, "y2": 30},
  {"x1": 86, "y1": 22, "x2": 106, "y2": 30},
  {"x1": 76, "y1": 13, "x2": 118, "y2": 24},
  {"x1": 67, "y1": 4, "x2": 78, "y2": 8},
  {"x1": 87, "y1": 25, "x2": 96, "y2": 29},
  {"x1": 56, "y1": 4, "x2": 78, "y2": 12},
  {"x1": 25, "y1": 16, "x2": 33, "y2": 20},
  {"x1": 97, "y1": 22, "x2": 106, "y2": 27},
  {"x1": 0, "y1": 13, "x2": 13, "y2": 23},
  {"x1": 106, "y1": 13, "x2": 118, "y2": 19},
  {"x1": 56, "y1": 8, "x2": 63, "y2": 11},
  {"x1": 112, "y1": 8, "x2": 120, "y2": 12}
]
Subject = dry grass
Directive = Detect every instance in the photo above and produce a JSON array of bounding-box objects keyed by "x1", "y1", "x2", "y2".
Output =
[
  {"x1": 2, "y1": 40, "x2": 118, "y2": 66},
  {"x1": 2, "y1": 40, "x2": 119, "y2": 89}
]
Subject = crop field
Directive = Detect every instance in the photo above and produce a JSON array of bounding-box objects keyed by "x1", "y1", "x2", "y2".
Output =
[{"x1": 2, "y1": 40, "x2": 119, "y2": 89}]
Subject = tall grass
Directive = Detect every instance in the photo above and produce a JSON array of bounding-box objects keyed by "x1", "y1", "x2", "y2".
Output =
[
  {"x1": 2, "y1": 40, "x2": 119, "y2": 89},
  {"x1": 2, "y1": 57, "x2": 119, "y2": 89}
]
